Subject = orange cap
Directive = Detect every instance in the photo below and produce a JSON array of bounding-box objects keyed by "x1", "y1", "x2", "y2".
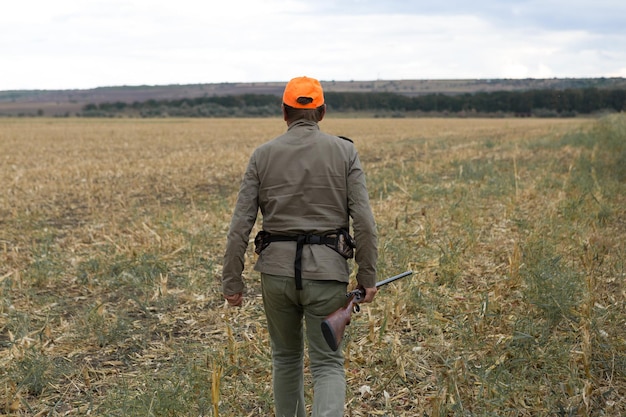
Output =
[{"x1": 282, "y1": 76, "x2": 325, "y2": 109}]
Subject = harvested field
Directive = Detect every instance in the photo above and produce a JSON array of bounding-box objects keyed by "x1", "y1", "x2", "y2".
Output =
[{"x1": 1, "y1": 116, "x2": 625, "y2": 416}]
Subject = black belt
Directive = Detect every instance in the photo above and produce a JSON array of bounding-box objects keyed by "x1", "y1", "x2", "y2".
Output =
[{"x1": 265, "y1": 234, "x2": 335, "y2": 290}]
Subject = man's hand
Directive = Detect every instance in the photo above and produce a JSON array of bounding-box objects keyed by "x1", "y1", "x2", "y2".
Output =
[
  {"x1": 360, "y1": 286, "x2": 377, "y2": 303},
  {"x1": 224, "y1": 292, "x2": 243, "y2": 307}
]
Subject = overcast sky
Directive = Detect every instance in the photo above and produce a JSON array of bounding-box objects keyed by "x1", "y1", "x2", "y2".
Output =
[{"x1": 2, "y1": 0, "x2": 625, "y2": 90}]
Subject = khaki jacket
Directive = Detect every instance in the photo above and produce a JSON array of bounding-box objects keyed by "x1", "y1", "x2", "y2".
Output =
[{"x1": 222, "y1": 120, "x2": 377, "y2": 295}]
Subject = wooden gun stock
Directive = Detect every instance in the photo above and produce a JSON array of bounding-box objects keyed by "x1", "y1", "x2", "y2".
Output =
[
  {"x1": 321, "y1": 270, "x2": 413, "y2": 351},
  {"x1": 321, "y1": 293, "x2": 361, "y2": 351}
]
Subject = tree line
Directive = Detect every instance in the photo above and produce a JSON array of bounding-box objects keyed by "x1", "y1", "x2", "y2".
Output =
[{"x1": 79, "y1": 88, "x2": 626, "y2": 118}]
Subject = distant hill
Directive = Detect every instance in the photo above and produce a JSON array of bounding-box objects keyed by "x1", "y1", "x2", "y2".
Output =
[{"x1": 1, "y1": 78, "x2": 625, "y2": 117}]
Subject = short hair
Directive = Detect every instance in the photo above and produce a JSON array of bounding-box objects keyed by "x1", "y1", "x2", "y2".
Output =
[{"x1": 283, "y1": 103, "x2": 326, "y2": 123}]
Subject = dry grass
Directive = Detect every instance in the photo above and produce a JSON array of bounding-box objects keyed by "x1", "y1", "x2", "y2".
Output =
[{"x1": 1, "y1": 116, "x2": 625, "y2": 416}]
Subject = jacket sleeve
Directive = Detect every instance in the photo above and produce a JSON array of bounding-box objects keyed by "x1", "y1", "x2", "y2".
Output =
[
  {"x1": 347, "y1": 150, "x2": 378, "y2": 288},
  {"x1": 222, "y1": 153, "x2": 260, "y2": 295}
]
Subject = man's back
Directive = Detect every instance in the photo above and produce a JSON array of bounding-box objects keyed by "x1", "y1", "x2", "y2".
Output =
[{"x1": 254, "y1": 119, "x2": 355, "y2": 235}]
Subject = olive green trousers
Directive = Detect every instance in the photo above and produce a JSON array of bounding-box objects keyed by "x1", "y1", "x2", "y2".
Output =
[{"x1": 261, "y1": 273, "x2": 348, "y2": 417}]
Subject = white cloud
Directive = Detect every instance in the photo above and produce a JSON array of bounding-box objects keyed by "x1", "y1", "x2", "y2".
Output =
[{"x1": 0, "y1": 0, "x2": 624, "y2": 90}]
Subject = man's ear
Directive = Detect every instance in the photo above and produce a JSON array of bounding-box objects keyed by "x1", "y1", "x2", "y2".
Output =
[
  {"x1": 282, "y1": 104, "x2": 289, "y2": 122},
  {"x1": 318, "y1": 104, "x2": 326, "y2": 121}
]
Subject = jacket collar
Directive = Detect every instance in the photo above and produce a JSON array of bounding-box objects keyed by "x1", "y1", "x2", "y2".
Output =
[{"x1": 287, "y1": 119, "x2": 320, "y2": 131}]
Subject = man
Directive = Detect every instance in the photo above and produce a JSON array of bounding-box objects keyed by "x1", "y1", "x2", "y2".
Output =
[{"x1": 222, "y1": 76, "x2": 378, "y2": 417}]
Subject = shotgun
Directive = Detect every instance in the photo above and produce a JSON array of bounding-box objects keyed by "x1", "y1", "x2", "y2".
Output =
[{"x1": 321, "y1": 270, "x2": 413, "y2": 351}]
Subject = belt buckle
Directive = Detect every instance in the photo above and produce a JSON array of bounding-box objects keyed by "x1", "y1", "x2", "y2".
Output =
[{"x1": 306, "y1": 235, "x2": 321, "y2": 244}]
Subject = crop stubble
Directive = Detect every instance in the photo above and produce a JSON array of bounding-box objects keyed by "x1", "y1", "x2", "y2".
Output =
[{"x1": 1, "y1": 116, "x2": 624, "y2": 416}]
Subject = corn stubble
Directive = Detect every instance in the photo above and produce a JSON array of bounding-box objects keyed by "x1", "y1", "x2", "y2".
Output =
[{"x1": 1, "y1": 116, "x2": 625, "y2": 416}]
